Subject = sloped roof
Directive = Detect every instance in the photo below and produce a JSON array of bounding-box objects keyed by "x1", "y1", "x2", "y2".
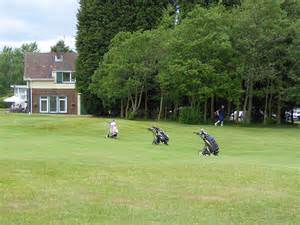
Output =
[{"x1": 24, "y1": 52, "x2": 77, "y2": 79}]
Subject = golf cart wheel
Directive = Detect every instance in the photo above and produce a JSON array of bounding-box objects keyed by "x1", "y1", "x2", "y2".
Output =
[
  {"x1": 213, "y1": 150, "x2": 219, "y2": 156},
  {"x1": 152, "y1": 140, "x2": 159, "y2": 145},
  {"x1": 201, "y1": 148, "x2": 211, "y2": 156}
]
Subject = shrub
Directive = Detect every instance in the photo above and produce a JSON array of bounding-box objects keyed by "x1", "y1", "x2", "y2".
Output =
[
  {"x1": 127, "y1": 111, "x2": 137, "y2": 120},
  {"x1": 179, "y1": 107, "x2": 202, "y2": 124},
  {"x1": 0, "y1": 97, "x2": 9, "y2": 108}
]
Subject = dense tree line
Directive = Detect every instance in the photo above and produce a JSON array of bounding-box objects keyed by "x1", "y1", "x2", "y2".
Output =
[
  {"x1": 76, "y1": 0, "x2": 240, "y2": 114},
  {"x1": 78, "y1": 0, "x2": 300, "y2": 124}
]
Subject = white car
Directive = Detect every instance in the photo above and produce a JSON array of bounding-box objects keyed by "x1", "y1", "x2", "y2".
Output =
[
  {"x1": 230, "y1": 111, "x2": 244, "y2": 122},
  {"x1": 286, "y1": 108, "x2": 300, "y2": 121},
  {"x1": 293, "y1": 108, "x2": 300, "y2": 120}
]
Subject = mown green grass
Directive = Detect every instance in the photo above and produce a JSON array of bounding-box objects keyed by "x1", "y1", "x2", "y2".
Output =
[{"x1": 0, "y1": 113, "x2": 299, "y2": 225}]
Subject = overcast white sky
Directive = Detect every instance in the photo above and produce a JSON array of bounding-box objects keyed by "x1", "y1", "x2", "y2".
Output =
[{"x1": 0, "y1": 0, "x2": 79, "y2": 52}]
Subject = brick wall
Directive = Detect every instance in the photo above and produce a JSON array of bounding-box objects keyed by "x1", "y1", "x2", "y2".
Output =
[{"x1": 32, "y1": 89, "x2": 78, "y2": 114}]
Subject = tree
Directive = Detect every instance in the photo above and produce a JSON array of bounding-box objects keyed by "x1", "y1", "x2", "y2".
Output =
[
  {"x1": 232, "y1": 0, "x2": 300, "y2": 124},
  {"x1": 76, "y1": 0, "x2": 176, "y2": 114},
  {"x1": 50, "y1": 40, "x2": 72, "y2": 53},
  {"x1": 20, "y1": 42, "x2": 39, "y2": 54},
  {"x1": 0, "y1": 43, "x2": 39, "y2": 96},
  {"x1": 91, "y1": 30, "x2": 164, "y2": 118},
  {"x1": 81, "y1": 0, "x2": 300, "y2": 124},
  {"x1": 162, "y1": 5, "x2": 234, "y2": 122}
]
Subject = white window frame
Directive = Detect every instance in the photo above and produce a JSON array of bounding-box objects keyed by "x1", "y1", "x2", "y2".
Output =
[
  {"x1": 39, "y1": 96, "x2": 49, "y2": 113},
  {"x1": 49, "y1": 96, "x2": 58, "y2": 114},
  {"x1": 55, "y1": 55, "x2": 63, "y2": 62},
  {"x1": 39, "y1": 96, "x2": 68, "y2": 114},
  {"x1": 58, "y1": 96, "x2": 68, "y2": 113},
  {"x1": 56, "y1": 71, "x2": 76, "y2": 84}
]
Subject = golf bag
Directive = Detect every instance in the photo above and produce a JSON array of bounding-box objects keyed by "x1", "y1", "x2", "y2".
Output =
[
  {"x1": 106, "y1": 121, "x2": 118, "y2": 139},
  {"x1": 148, "y1": 127, "x2": 169, "y2": 145},
  {"x1": 194, "y1": 129, "x2": 219, "y2": 156}
]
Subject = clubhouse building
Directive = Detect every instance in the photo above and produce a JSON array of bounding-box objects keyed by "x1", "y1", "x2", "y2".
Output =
[{"x1": 23, "y1": 52, "x2": 81, "y2": 115}]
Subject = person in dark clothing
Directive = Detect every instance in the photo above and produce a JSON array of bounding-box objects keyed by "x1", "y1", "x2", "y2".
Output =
[{"x1": 214, "y1": 105, "x2": 225, "y2": 126}]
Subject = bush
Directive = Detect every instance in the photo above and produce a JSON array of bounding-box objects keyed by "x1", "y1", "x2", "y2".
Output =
[
  {"x1": 127, "y1": 111, "x2": 137, "y2": 120},
  {"x1": 0, "y1": 97, "x2": 9, "y2": 108},
  {"x1": 179, "y1": 107, "x2": 202, "y2": 124}
]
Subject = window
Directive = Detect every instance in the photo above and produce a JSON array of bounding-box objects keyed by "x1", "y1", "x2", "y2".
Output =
[
  {"x1": 56, "y1": 72, "x2": 75, "y2": 84},
  {"x1": 59, "y1": 97, "x2": 67, "y2": 113},
  {"x1": 57, "y1": 72, "x2": 63, "y2": 84},
  {"x1": 39, "y1": 96, "x2": 67, "y2": 113},
  {"x1": 55, "y1": 55, "x2": 63, "y2": 62},
  {"x1": 49, "y1": 96, "x2": 57, "y2": 113},
  {"x1": 63, "y1": 72, "x2": 71, "y2": 83},
  {"x1": 40, "y1": 97, "x2": 48, "y2": 113}
]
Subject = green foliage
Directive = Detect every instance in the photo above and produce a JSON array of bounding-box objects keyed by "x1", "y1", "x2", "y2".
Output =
[
  {"x1": 76, "y1": 0, "x2": 173, "y2": 114},
  {"x1": 78, "y1": 0, "x2": 300, "y2": 124},
  {"x1": 0, "y1": 43, "x2": 39, "y2": 96},
  {"x1": 50, "y1": 40, "x2": 72, "y2": 53},
  {"x1": 0, "y1": 96, "x2": 9, "y2": 108},
  {"x1": 178, "y1": 106, "x2": 202, "y2": 124},
  {"x1": 230, "y1": 0, "x2": 300, "y2": 123},
  {"x1": 91, "y1": 30, "x2": 165, "y2": 117}
]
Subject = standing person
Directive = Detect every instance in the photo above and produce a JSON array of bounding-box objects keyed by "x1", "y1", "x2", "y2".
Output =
[{"x1": 215, "y1": 105, "x2": 225, "y2": 126}]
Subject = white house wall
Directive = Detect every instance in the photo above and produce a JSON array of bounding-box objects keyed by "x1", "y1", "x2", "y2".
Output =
[{"x1": 30, "y1": 80, "x2": 76, "y2": 89}]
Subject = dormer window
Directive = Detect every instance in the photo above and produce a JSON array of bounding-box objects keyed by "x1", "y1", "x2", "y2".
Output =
[
  {"x1": 56, "y1": 72, "x2": 75, "y2": 84},
  {"x1": 55, "y1": 55, "x2": 63, "y2": 62}
]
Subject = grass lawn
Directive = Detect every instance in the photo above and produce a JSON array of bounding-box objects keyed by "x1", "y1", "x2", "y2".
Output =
[{"x1": 0, "y1": 113, "x2": 299, "y2": 225}]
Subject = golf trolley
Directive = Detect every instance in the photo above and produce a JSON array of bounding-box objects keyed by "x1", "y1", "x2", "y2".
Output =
[
  {"x1": 106, "y1": 121, "x2": 118, "y2": 139},
  {"x1": 194, "y1": 129, "x2": 219, "y2": 156},
  {"x1": 148, "y1": 127, "x2": 169, "y2": 145}
]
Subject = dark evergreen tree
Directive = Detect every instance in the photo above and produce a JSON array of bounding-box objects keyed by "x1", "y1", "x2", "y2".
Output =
[{"x1": 51, "y1": 40, "x2": 72, "y2": 53}]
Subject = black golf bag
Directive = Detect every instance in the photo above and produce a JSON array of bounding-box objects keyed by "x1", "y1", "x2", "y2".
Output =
[
  {"x1": 194, "y1": 129, "x2": 219, "y2": 156},
  {"x1": 148, "y1": 127, "x2": 169, "y2": 145}
]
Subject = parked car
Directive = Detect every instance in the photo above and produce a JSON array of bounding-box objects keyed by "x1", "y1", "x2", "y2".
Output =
[
  {"x1": 230, "y1": 111, "x2": 244, "y2": 122},
  {"x1": 293, "y1": 108, "x2": 300, "y2": 120},
  {"x1": 285, "y1": 108, "x2": 300, "y2": 121}
]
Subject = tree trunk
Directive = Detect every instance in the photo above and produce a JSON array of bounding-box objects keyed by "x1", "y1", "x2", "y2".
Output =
[
  {"x1": 158, "y1": 94, "x2": 164, "y2": 120},
  {"x1": 204, "y1": 98, "x2": 207, "y2": 123},
  {"x1": 137, "y1": 87, "x2": 144, "y2": 111},
  {"x1": 227, "y1": 101, "x2": 231, "y2": 120},
  {"x1": 190, "y1": 96, "x2": 196, "y2": 108},
  {"x1": 125, "y1": 97, "x2": 130, "y2": 119},
  {"x1": 130, "y1": 87, "x2": 143, "y2": 115},
  {"x1": 129, "y1": 94, "x2": 136, "y2": 114},
  {"x1": 268, "y1": 91, "x2": 273, "y2": 119},
  {"x1": 210, "y1": 94, "x2": 214, "y2": 120},
  {"x1": 276, "y1": 94, "x2": 281, "y2": 125},
  {"x1": 120, "y1": 99, "x2": 124, "y2": 118},
  {"x1": 236, "y1": 101, "x2": 240, "y2": 123},
  {"x1": 174, "y1": 101, "x2": 179, "y2": 119},
  {"x1": 164, "y1": 106, "x2": 168, "y2": 120},
  {"x1": 144, "y1": 89, "x2": 148, "y2": 119},
  {"x1": 243, "y1": 81, "x2": 249, "y2": 114},
  {"x1": 263, "y1": 93, "x2": 269, "y2": 125},
  {"x1": 245, "y1": 79, "x2": 253, "y2": 124}
]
